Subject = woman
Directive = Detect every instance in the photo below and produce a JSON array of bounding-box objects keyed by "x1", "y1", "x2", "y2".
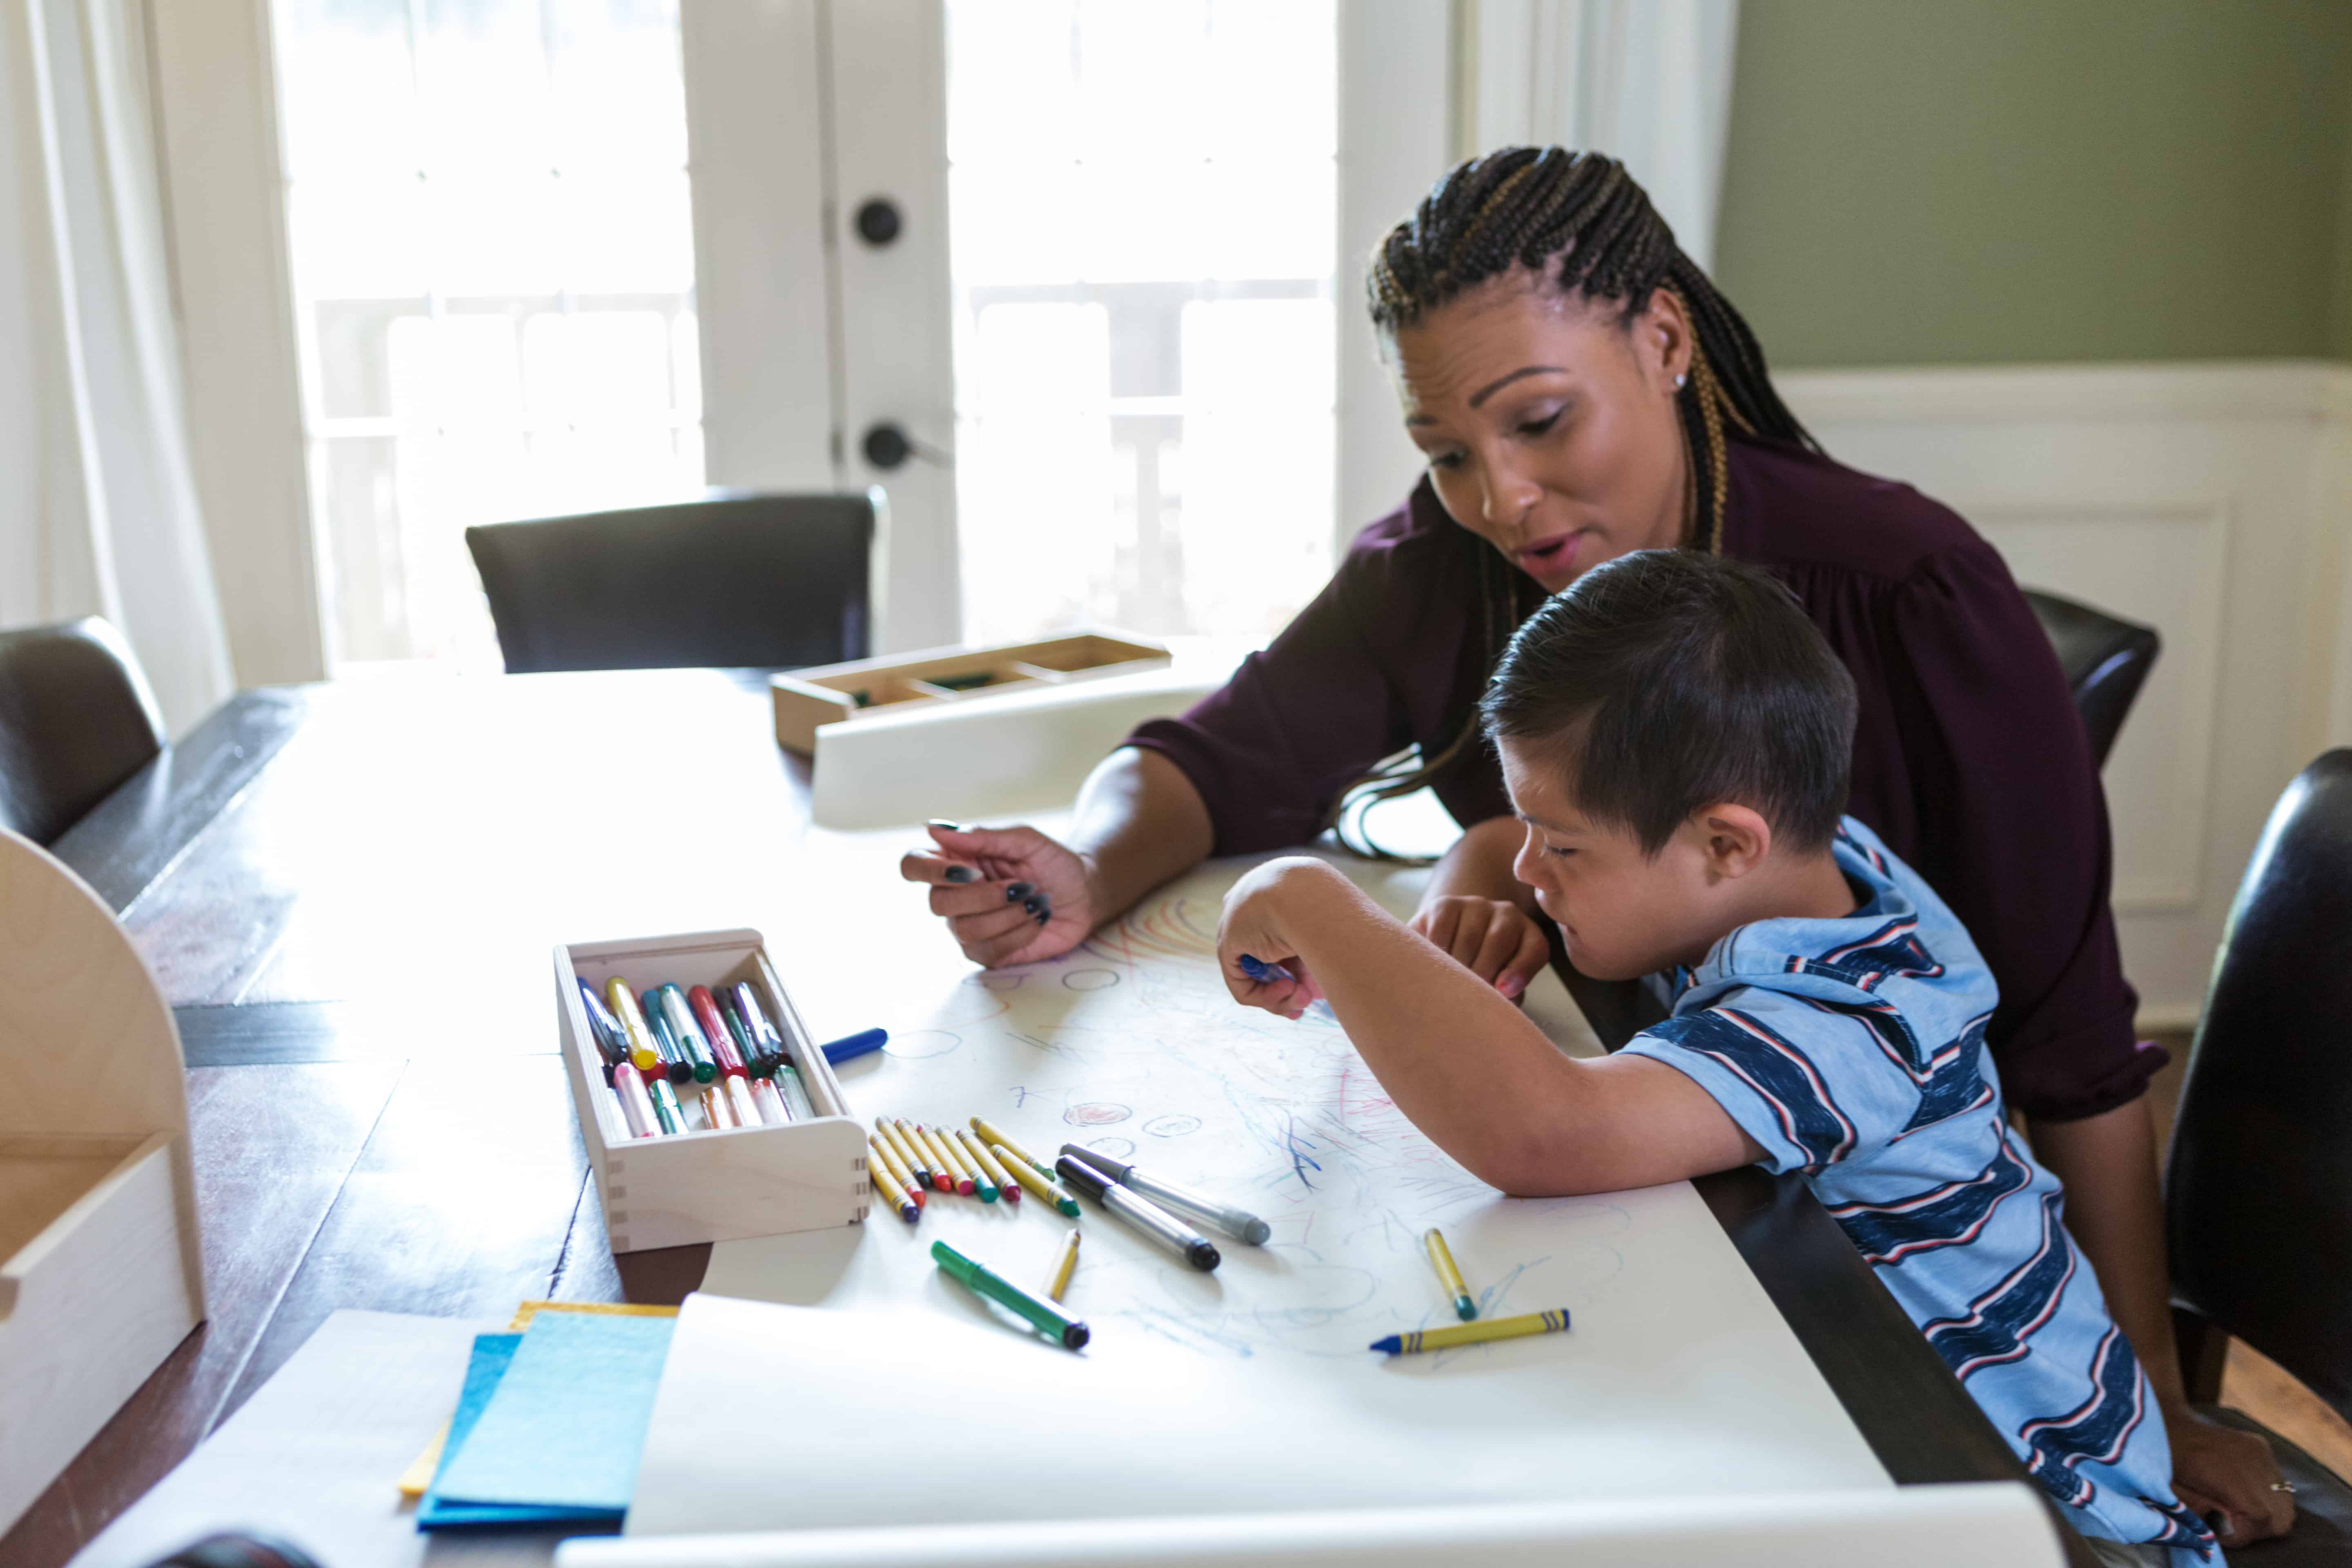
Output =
[{"x1": 902, "y1": 148, "x2": 2288, "y2": 1542}]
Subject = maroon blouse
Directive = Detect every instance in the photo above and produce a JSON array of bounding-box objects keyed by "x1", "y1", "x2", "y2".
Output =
[{"x1": 1128, "y1": 434, "x2": 2156, "y2": 1122}]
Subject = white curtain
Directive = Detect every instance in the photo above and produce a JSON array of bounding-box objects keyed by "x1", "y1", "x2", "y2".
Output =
[
  {"x1": 1, "y1": 0, "x2": 232, "y2": 735},
  {"x1": 1456, "y1": 0, "x2": 1741, "y2": 272}
]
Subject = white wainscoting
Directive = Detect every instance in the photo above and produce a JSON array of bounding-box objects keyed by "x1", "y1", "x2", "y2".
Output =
[{"x1": 1780, "y1": 362, "x2": 2352, "y2": 1030}]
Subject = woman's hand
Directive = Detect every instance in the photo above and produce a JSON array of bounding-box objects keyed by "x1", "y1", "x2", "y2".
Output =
[
  {"x1": 2167, "y1": 1399, "x2": 2295, "y2": 1546},
  {"x1": 1412, "y1": 895, "x2": 1550, "y2": 1000},
  {"x1": 900, "y1": 821, "x2": 1096, "y2": 968},
  {"x1": 1216, "y1": 857, "x2": 1332, "y2": 1020}
]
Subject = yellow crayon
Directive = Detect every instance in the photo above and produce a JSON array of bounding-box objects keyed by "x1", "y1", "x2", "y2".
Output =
[
  {"x1": 971, "y1": 1116, "x2": 1054, "y2": 1178},
  {"x1": 909, "y1": 1120, "x2": 972, "y2": 1194},
  {"x1": 606, "y1": 978, "x2": 662, "y2": 1076},
  {"x1": 929, "y1": 1123, "x2": 986, "y2": 1195},
  {"x1": 869, "y1": 1136, "x2": 925, "y2": 1208},
  {"x1": 895, "y1": 1118, "x2": 956, "y2": 1192},
  {"x1": 876, "y1": 1116, "x2": 933, "y2": 1186},
  {"x1": 1044, "y1": 1228, "x2": 1080, "y2": 1302},
  {"x1": 1423, "y1": 1227, "x2": 1477, "y2": 1321},
  {"x1": 993, "y1": 1144, "x2": 1083, "y2": 1217},
  {"x1": 1370, "y1": 1309, "x2": 1570, "y2": 1355},
  {"x1": 954, "y1": 1128, "x2": 1011, "y2": 1203}
]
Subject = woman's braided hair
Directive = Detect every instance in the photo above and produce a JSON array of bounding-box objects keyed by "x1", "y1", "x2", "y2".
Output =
[{"x1": 1332, "y1": 146, "x2": 1817, "y2": 858}]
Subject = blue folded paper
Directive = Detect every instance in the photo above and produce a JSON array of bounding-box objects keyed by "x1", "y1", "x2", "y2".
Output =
[{"x1": 419, "y1": 1312, "x2": 675, "y2": 1530}]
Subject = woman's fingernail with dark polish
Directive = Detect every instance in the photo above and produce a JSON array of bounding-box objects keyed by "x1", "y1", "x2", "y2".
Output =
[
  {"x1": 1035, "y1": 910, "x2": 1051, "y2": 926},
  {"x1": 944, "y1": 865, "x2": 977, "y2": 883},
  {"x1": 1005, "y1": 881, "x2": 1035, "y2": 901},
  {"x1": 927, "y1": 819, "x2": 978, "y2": 833},
  {"x1": 1022, "y1": 896, "x2": 1047, "y2": 917}
]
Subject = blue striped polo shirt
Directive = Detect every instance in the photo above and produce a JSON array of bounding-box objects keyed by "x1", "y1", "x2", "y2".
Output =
[{"x1": 1622, "y1": 817, "x2": 2218, "y2": 1563}]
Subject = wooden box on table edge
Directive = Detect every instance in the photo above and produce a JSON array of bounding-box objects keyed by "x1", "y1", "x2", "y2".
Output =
[
  {"x1": 770, "y1": 629, "x2": 1169, "y2": 754},
  {"x1": 556, "y1": 930, "x2": 870, "y2": 1253},
  {"x1": 0, "y1": 829, "x2": 206, "y2": 1533}
]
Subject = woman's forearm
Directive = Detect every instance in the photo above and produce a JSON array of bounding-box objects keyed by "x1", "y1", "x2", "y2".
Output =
[
  {"x1": 1422, "y1": 814, "x2": 1536, "y2": 909},
  {"x1": 1067, "y1": 746, "x2": 1216, "y2": 924}
]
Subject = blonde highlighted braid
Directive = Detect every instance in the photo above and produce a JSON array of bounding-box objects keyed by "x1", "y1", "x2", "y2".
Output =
[{"x1": 1336, "y1": 148, "x2": 1816, "y2": 860}]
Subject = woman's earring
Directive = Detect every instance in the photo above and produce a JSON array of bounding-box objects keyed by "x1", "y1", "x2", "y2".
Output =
[{"x1": 1674, "y1": 372, "x2": 1688, "y2": 390}]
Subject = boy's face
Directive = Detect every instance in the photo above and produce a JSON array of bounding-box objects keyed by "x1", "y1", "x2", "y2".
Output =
[{"x1": 1498, "y1": 739, "x2": 1732, "y2": 982}]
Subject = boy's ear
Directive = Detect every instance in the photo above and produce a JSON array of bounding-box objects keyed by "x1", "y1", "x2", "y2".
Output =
[{"x1": 1694, "y1": 804, "x2": 1773, "y2": 882}]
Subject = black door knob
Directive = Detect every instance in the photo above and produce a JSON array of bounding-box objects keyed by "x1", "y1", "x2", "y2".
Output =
[
  {"x1": 861, "y1": 422, "x2": 912, "y2": 470},
  {"x1": 853, "y1": 197, "x2": 902, "y2": 247}
]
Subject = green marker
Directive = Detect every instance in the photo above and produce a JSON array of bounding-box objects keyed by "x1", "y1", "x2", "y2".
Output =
[{"x1": 931, "y1": 1240, "x2": 1089, "y2": 1350}]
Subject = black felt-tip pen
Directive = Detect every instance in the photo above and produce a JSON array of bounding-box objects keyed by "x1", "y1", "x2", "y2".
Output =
[{"x1": 1056, "y1": 1153, "x2": 1220, "y2": 1272}]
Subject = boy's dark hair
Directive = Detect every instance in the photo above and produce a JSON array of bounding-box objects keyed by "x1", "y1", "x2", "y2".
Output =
[{"x1": 1479, "y1": 551, "x2": 1857, "y2": 855}]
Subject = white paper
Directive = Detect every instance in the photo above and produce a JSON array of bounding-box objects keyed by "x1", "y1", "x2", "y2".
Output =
[
  {"x1": 686, "y1": 832, "x2": 1886, "y2": 1534},
  {"x1": 68, "y1": 1311, "x2": 570, "y2": 1568},
  {"x1": 585, "y1": 1484, "x2": 2061, "y2": 1568}
]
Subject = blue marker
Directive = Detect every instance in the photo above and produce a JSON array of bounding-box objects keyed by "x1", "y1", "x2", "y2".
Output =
[
  {"x1": 1237, "y1": 953, "x2": 1295, "y2": 985},
  {"x1": 820, "y1": 1027, "x2": 889, "y2": 1065}
]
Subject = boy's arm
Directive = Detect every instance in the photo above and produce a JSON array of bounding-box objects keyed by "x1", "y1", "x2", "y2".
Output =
[{"x1": 1219, "y1": 858, "x2": 1762, "y2": 1196}]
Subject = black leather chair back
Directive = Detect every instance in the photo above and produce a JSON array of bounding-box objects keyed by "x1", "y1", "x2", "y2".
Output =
[
  {"x1": 465, "y1": 492, "x2": 875, "y2": 674},
  {"x1": 2166, "y1": 748, "x2": 2352, "y2": 1421},
  {"x1": 0, "y1": 617, "x2": 166, "y2": 846},
  {"x1": 2022, "y1": 589, "x2": 2160, "y2": 768}
]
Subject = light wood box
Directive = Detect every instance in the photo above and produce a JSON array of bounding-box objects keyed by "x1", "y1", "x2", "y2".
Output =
[
  {"x1": 769, "y1": 629, "x2": 1169, "y2": 754},
  {"x1": 0, "y1": 829, "x2": 206, "y2": 1533},
  {"x1": 555, "y1": 929, "x2": 872, "y2": 1253}
]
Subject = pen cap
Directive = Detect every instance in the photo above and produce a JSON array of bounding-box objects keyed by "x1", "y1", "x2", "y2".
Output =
[
  {"x1": 1059, "y1": 1142, "x2": 1131, "y2": 1183},
  {"x1": 1054, "y1": 1154, "x2": 1112, "y2": 1202}
]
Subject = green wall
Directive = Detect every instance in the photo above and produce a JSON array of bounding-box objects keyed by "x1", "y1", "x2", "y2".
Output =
[{"x1": 1712, "y1": 0, "x2": 2352, "y2": 368}]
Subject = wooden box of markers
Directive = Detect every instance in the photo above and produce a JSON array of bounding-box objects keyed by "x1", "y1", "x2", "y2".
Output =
[
  {"x1": 768, "y1": 628, "x2": 1169, "y2": 754},
  {"x1": 554, "y1": 929, "x2": 872, "y2": 1254}
]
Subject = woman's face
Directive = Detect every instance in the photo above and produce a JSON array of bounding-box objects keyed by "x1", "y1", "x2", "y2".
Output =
[{"x1": 1391, "y1": 274, "x2": 1695, "y2": 594}]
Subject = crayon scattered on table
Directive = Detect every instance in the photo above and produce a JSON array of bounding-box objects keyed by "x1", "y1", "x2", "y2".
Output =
[
  {"x1": 1056, "y1": 1153, "x2": 1220, "y2": 1272},
  {"x1": 649, "y1": 1078, "x2": 686, "y2": 1136},
  {"x1": 1060, "y1": 1147, "x2": 1268, "y2": 1245},
  {"x1": 970, "y1": 1116, "x2": 1054, "y2": 1179},
  {"x1": 612, "y1": 1063, "x2": 657, "y2": 1139},
  {"x1": 912, "y1": 1123, "x2": 972, "y2": 1194},
  {"x1": 1422, "y1": 1227, "x2": 1476, "y2": 1321},
  {"x1": 1369, "y1": 1309, "x2": 1570, "y2": 1356},
  {"x1": 931, "y1": 1240, "x2": 1088, "y2": 1351},
  {"x1": 869, "y1": 1136, "x2": 924, "y2": 1209},
  {"x1": 877, "y1": 1118, "x2": 932, "y2": 1187},
  {"x1": 820, "y1": 1028, "x2": 889, "y2": 1065},
  {"x1": 1045, "y1": 1229, "x2": 1080, "y2": 1303},
  {"x1": 993, "y1": 1144, "x2": 1081, "y2": 1216},
  {"x1": 958, "y1": 1129, "x2": 1018, "y2": 1203},
  {"x1": 930, "y1": 1123, "x2": 987, "y2": 1197},
  {"x1": 868, "y1": 1150, "x2": 919, "y2": 1223},
  {"x1": 944, "y1": 1129, "x2": 998, "y2": 1202}
]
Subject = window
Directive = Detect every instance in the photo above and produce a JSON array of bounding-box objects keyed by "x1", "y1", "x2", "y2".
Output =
[
  {"x1": 274, "y1": 0, "x2": 703, "y2": 668},
  {"x1": 946, "y1": 0, "x2": 1338, "y2": 648}
]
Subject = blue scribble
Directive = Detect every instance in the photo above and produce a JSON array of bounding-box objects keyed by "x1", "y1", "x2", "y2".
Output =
[{"x1": 1283, "y1": 1111, "x2": 1323, "y2": 1192}]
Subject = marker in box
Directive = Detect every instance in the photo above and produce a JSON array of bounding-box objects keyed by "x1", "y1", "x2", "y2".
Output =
[
  {"x1": 689, "y1": 986, "x2": 748, "y2": 1077},
  {"x1": 724, "y1": 1075, "x2": 762, "y2": 1130},
  {"x1": 701, "y1": 1084, "x2": 737, "y2": 1130},
  {"x1": 576, "y1": 979, "x2": 631, "y2": 1072},
  {"x1": 612, "y1": 1063, "x2": 657, "y2": 1139},
  {"x1": 649, "y1": 1078, "x2": 686, "y2": 1136},
  {"x1": 638, "y1": 997, "x2": 694, "y2": 1086},
  {"x1": 655, "y1": 986, "x2": 719, "y2": 1083},
  {"x1": 605, "y1": 979, "x2": 664, "y2": 1078},
  {"x1": 752, "y1": 1078, "x2": 793, "y2": 1125},
  {"x1": 720, "y1": 998, "x2": 772, "y2": 1077}
]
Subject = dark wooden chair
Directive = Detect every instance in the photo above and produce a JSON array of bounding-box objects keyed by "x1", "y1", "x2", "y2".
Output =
[
  {"x1": 0, "y1": 617, "x2": 166, "y2": 846},
  {"x1": 2023, "y1": 589, "x2": 2160, "y2": 768},
  {"x1": 2167, "y1": 748, "x2": 2352, "y2": 1559},
  {"x1": 465, "y1": 492, "x2": 875, "y2": 675}
]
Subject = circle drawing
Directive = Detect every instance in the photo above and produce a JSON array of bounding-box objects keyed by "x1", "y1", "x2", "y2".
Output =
[
  {"x1": 885, "y1": 1029, "x2": 961, "y2": 1059},
  {"x1": 1143, "y1": 1114, "x2": 1201, "y2": 1138},
  {"x1": 1084, "y1": 1136, "x2": 1136, "y2": 1160},
  {"x1": 1064, "y1": 1101, "x2": 1132, "y2": 1127},
  {"x1": 1062, "y1": 968, "x2": 1120, "y2": 992}
]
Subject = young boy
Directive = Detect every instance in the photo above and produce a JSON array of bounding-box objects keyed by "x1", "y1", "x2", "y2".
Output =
[{"x1": 1216, "y1": 550, "x2": 2216, "y2": 1567}]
